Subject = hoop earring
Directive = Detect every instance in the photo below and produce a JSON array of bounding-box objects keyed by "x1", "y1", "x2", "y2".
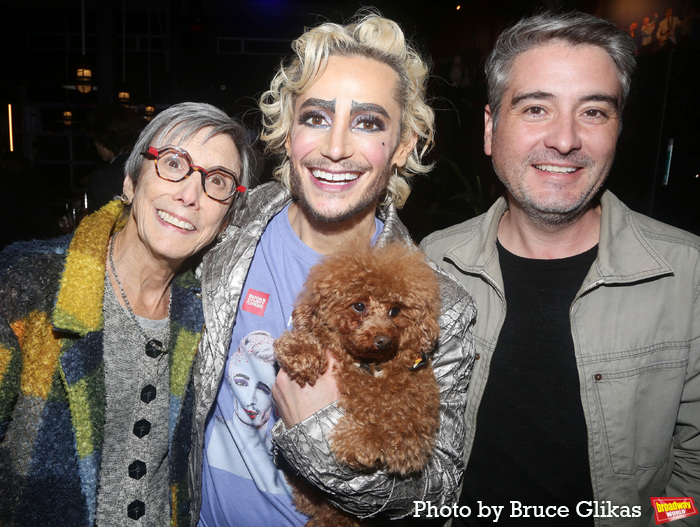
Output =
[{"x1": 120, "y1": 193, "x2": 132, "y2": 205}]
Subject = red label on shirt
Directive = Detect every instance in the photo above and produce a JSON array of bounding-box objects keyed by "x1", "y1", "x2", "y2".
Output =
[
  {"x1": 651, "y1": 497, "x2": 698, "y2": 524},
  {"x1": 241, "y1": 289, "x2": 270, "y2": 317}
]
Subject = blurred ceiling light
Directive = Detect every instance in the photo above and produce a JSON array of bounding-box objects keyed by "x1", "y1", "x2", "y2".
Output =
[
  {"x1": 76, "y1": 67, "x2": 93, "y2": 94},
  {"x1": 118, "y1": 90, "x2": 131, "y2": 106},
  {"x1": 72, "y1": 0, "x2": 93, "y2": 94},
  {"x1": 145, "y1": 104, "x2": 156, "y2": 121}
]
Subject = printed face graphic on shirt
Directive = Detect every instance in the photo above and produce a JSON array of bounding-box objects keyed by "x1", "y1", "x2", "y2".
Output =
[{"x1": 226, "y1": 330, "x2": 277, "y2": 430}]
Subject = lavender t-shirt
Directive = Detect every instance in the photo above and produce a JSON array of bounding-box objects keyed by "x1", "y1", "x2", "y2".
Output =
[{"x1": 199, "y1": 204, "x2": 383, "y2": 526}]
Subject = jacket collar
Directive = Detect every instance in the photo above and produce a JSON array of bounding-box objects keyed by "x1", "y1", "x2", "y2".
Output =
[
  {"x1": 53, "y1": 201, "x2": 124, "y2": 335},
  {"x1": 587, "y1": 190, "x2": 673, "y2": 287},
  {"x1": 233, "y1": 180, "x2": 291, "y2": 230},
  {"x1": 377, "y1": 199, "x2": 411, "y2": 244},
  {"x1": 443, "y1": 196, "x2": 506, "y2": 289},
  {"x1": 443, "y1": 190, "x2": 672, "y2": 289}
]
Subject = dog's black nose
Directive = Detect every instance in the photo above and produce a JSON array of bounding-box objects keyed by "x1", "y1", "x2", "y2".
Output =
[{"x1": 374, "y1": 334, "x2": 392, "y2": 350}]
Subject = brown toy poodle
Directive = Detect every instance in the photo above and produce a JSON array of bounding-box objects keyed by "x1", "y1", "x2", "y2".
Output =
[{"x1": 274, "y1": 241, "x2": 442, "y2": 526}]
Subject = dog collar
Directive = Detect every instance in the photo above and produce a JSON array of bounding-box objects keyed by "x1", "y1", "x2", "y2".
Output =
[
  {"x1": 357, "y1": 362, "x2": 384, "y2": 377},
  {"x1": 409, "y1": 352, "x2": 430, "y2": 371}
]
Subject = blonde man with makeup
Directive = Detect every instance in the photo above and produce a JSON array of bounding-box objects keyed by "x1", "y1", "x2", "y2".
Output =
[{"x1": 189, "y1": 11, "x2": 476, "y2": 527}]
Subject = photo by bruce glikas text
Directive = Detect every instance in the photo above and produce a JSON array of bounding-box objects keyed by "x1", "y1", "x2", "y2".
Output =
[{"x1": 413, "y1": 500, "x2": 642, "y2": 522}]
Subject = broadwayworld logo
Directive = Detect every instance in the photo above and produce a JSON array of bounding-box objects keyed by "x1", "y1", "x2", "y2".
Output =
[{"x1": 651, "y1": 497, "x2": 698, "y2": 524}]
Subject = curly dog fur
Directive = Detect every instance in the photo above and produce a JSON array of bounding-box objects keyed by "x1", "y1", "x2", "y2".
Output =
[{"x1": 275, "y1": 241, "x2": 442, "y2": 526}]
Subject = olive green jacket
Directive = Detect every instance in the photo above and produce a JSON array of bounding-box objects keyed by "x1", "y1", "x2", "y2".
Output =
[{"x1": 421, "y1": 190, "x2": 700, "y2": 526}]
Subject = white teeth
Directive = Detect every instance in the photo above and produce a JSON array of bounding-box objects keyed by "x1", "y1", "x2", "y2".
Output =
[
  {"x1": 312, "y1": 169, "x2": 359, "y2": 184},
  {"x1": 157, "y1": 210, "x2": 195, "y2": 231},
  {"x1": 535, "y1": 164, "x2": 578, "y2": 174}
]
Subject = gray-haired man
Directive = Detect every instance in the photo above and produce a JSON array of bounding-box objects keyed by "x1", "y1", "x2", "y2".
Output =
[{"x1": 423, "y1": 11, "x2": 700, "y2": 526}]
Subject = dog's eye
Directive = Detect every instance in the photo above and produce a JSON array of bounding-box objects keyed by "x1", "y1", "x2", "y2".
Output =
[
  {"x1": 352, "y1": 303, "x2": 366, "y2": 313},
  {"x1": 388, "y1": 306, "x2": 401, "y2": 318}
]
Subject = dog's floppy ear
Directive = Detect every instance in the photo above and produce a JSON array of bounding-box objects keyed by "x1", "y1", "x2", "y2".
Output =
[
  {"x1": 290, "y1": 252, "x2": 343, "y2": 332},
  {"x1": 400, "y1": 255, "x2": 442, "y2": 355},
  {"x1": 414, "y1": 306, "x2": 441, "y2": 354},
  {"x1": 292, "y1": 286, "x2": 321, "y2": 332}
]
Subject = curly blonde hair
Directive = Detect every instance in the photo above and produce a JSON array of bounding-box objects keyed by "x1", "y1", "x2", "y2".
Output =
[{"x1": 259, "y1": 12, "x2": 434, "y2": 208}]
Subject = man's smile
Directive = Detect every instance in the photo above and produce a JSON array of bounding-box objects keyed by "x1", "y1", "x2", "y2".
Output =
[
  {"x1": 311, "y1": 168, "x2": 361, "y2": 185},
  {"x1": 533, "y1": 164, "x2": 579, "y2": 174}
]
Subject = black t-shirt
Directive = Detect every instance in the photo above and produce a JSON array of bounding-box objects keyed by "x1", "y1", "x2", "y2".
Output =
[{"x1": 456, "y1": 241, "x2": 598, "y2": 526}]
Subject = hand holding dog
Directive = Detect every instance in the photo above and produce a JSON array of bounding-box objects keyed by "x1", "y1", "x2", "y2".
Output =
[
  {"x1": 274, "y1": 242, "x2": 443, "y2": 526},
  {"x1": 273, "y1": 351, "x2": 340, "y2": 428}
]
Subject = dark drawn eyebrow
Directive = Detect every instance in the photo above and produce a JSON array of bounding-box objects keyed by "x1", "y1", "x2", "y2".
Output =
[
  {"x1": 233, "y1": 373, "x2": 250, "y2": 380},
  {"x1": 351, "y1": 101, "x2": 390, "y2": 118},
  {"x1": 299, "y1": 98, "x2": 336, "y2": 112},
  {"x1": 298, "y1": 98, "x2": 390, "y2": 119}
]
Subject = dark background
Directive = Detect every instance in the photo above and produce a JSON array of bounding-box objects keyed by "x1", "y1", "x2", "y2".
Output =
[{"x1": 1, "y1": 0, "x2": 698, "y2": 246}]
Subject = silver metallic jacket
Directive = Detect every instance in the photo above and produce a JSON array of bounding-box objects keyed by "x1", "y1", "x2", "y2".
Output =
[{"x1": 188, "y1": 181, "x2": 476, "y2": 523}]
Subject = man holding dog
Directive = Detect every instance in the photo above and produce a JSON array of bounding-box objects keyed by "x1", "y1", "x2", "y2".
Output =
[
  {"x1": 421, "y1": 11, "x2": 700, "y2": 526},
  {"x1": 189, "y1": 12, "x2": 476, "y2": 526}
]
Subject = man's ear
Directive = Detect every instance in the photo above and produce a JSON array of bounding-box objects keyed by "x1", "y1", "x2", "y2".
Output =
[
  {"x1": 391, "y1": 132, "x2": 418, "y2": 168},
  {"x1": 484, "y1": 104, "x2": 494, "y2": 156},
  {"x1": 284, "y1": 134, "x2": 292, "y2": 158}
]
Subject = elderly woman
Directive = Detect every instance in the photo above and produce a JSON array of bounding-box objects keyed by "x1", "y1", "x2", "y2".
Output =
[{"x1": 0, "y1": 102, "x2": 251, "y2": 526}]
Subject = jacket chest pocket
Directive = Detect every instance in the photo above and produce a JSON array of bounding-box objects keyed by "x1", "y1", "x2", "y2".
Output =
[{"x1": 592, "y1": 357, "x2": 688, "y2": 477}]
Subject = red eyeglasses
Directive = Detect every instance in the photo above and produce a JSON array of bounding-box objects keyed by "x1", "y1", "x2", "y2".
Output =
[{"x1": 142, "y1": 145, "x2": 246, "y2": 203}]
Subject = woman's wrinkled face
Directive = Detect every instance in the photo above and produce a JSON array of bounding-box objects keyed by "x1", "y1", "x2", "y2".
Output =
[{"x1": 123, "y1": 128, "x2": 240, "y2": 264}]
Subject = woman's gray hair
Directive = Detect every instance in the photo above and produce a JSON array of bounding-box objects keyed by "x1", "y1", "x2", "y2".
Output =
[
  {"x1": 123, "y1": 102, "x2": 253, "y2": 217},
  {"x1": 485, "y1": 11, "x2": 637, "y2": 126}
]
